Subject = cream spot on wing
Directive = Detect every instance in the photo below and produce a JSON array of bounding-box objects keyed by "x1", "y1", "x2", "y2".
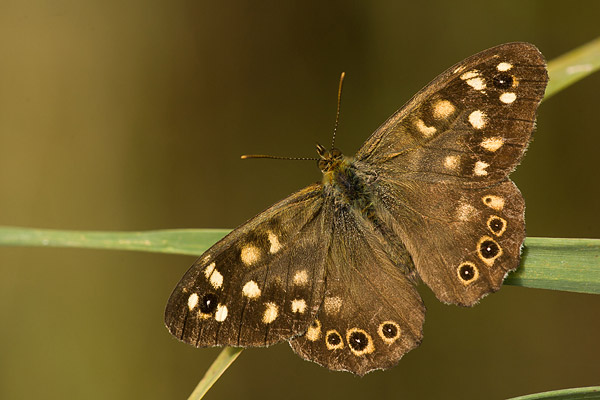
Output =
[
  {"x1": 474, "y1": 161, "x2": 489, "y2": 176},
  {"x1": 204, "y1": 262, "x2": 216, "y2": 278},
  {"x1": 198, "y1": 311, "x2": 212, "y2": 320},
  {"x1": 323, "y1": 296, "x2": 342, "y2": 315},
  {"x1": 293, "y1": 270, "x2": 309, "y2": 286},
  {"x1": 267, "y1": 231, "x2": 282, "y2": 254},
  {"x1": 468, "y1": 110, "x2": 487, "y2": 129},
  {"x1": 466, "y1": 76, "x2": 486, "y2": 91},
  {"x1": 215, "y1": 304, "x2": 228, "y2": 322},
  {"x1": 187, "y1": 293, "x2": 199, "y2": 310},
  {"x1": 240, "y1": 245, "x2": 261, "y2": 266},
  {"x1": 415, "y1": 118, "x2": 436, "y2": 137},
  {"x1": 209, "y1": 269, "x2": 223, "y2": 289},
  {"x1": 262, "y1": 302, "x2": 279, "y2": 324},
  {"x1": 481, "y1": 137, "x2": 504, "y2": 152},
  {"x1": 291, "y1": 298, "x2": 307, "y2": 314},
  {"x1": 500, "y1": 92, "x2": 517, "y2": 104},
  {"x1": 444, "y1": 155, "x2": 460, "y2": 170},
  {"x1": 306, "y1": 320, "x2": 321, "y2": 341},
  {"x1": 432, "y1": 99, "x2": 456, "y2": 120},
  {"x1": 453, "y1": 65, "x2": 466, "y2": 74},
  {"x1": 460, "y1": 70, "x2": 479, "y2": 80},
  {"x1": 456, "y1": 202, "x2": 477, "y2": 222},
  {"x1": 242, "y1": 280, "x2": 261, "y2": 299},
  {"x1": 482, "y1": 195, "x2": 505, "y2": 211},
  {"x1": 497, "y1": 62, "x2": 513, "y2": 71}
]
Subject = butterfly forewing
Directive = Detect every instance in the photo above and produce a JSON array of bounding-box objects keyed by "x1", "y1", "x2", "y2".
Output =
[
  {"x1": 357, "y1": 42, "x2": 547, "y2": 187},
  {"x1": 165, "y1": 184, "x2": 329, "y2": 347}
]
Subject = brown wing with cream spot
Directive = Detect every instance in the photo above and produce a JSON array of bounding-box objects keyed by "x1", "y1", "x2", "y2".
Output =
[
  {"x1": 289, "y1": 199, "x2": 425, "y2": 376},
  {"x1": 165, "y1": 184, "x2": 330, "y2": 347},
  {"x1": 353, "y1": 43, "x2": 547, "y2": 305},
  {"x1": 356, "y1": 42, "x2": 547, "y2": 188},
  {"x1": 372, "y1": 178, "x2": 525, "y2": 306}
]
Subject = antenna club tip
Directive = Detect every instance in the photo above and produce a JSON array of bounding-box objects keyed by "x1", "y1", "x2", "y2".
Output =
[{"x1": 240, "y1": 155, "x2": 248, "y2": 159}]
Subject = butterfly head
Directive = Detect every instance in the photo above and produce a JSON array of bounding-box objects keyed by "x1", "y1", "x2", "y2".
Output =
[{"x1": 316, "y1": 144, "x2": 344, "y2": 173}]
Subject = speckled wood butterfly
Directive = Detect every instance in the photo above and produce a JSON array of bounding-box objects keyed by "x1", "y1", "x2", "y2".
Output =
[{"x1": 165, "y1": 43, "x2": 548, "y2": 375}]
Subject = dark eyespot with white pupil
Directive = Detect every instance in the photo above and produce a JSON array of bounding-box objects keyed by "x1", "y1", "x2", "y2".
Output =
[
  {"x1": 480, "y1": 240, "x2": 500, "y2": 259},
  {"x1": 489, "y1": 217, "x2": 505, "y2": 234},
  {"x1": 381, "y1": 323, "x2": 398, "y2": 339},
  {"x1": 327, "y1": 332, "x2": 342, "y2": 346},
  {"x1": 459, "y1": 264, "x2": 476, "y2": 281},
  {"x1": 199, "y1": 293, "x2": 219, "y2": 314},
  {"x1": 348, "y1": 331, "x2": 369, "y2": 351},
  {"x1": 493, "y1": 73, "x2": 514, "y2": 89}
]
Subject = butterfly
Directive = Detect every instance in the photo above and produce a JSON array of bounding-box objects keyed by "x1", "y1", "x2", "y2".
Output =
[{"x1": 164, "y1": 43, "x2": 548, "y2": 375}]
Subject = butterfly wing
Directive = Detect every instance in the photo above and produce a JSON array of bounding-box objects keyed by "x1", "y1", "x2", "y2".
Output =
[
  {"x1": 165, "y1": 184, "x2": 331, "y2": 347},
  {"x1": 289, "y1": 190, "x2": 425, "y2": 376},
  {"x1": 354, "y1": 42, "x2": 548, "y2": 305}
]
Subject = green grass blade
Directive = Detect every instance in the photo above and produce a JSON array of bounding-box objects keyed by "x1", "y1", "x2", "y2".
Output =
[
  {"x1": 0, "y1": 226, "x2": 230, "y2": 256},
  {"x1": 187, "y1": 347, "x2": 243, "y2": 400},
  {"x1": 1, "y1": 226, "x2": 599, "y2": 295},
  {"x1": 505, "y1": 238, "x2": 600, "y2": 294},
  {"x1": 508, "y1": 386, "x2": 600, "y2": 400},
  {"x1": 545, "y1": 36, "x2": 600, "y2": 100}
]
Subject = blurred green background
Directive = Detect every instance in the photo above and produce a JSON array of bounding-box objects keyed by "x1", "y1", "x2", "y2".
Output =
[{"x1": 1, "y1": 1, "x2": 599, "y2": 399}]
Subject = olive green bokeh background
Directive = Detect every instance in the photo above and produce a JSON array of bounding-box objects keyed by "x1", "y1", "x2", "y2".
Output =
[{"x1": 1, "y1": 2, "x2": 599, "y2": 399}]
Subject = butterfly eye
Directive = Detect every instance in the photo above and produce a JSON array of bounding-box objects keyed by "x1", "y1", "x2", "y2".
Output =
[
  {"x1": 317, "y1": 159, "x2": 329, "y2": 171},
  {"x1": 331, "y1": 148, "x2": 343, "y2": 159},
  {"x1": 492, "y1": 73, "x2": 514, "y2": 89}
]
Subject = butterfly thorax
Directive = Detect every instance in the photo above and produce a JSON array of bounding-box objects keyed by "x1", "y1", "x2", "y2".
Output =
[
  {"x1": 317, "y1": 145, "x2": 416, "y2": 278},
  {"x1": 317, "y1": 145, "x2": 376, "y2": 222}
]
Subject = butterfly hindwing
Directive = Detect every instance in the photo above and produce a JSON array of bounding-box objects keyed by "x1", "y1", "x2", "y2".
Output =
[
  {"x1": 165, "y1": 184, "x2": 329, "y2": 347},
  {"x1": 355, "y1": 42, "x2": 547, "y2": 305},
  {"x1": 289, "y1": 195, "x2": 425, "y2": 376},
  {"x1": 372, "y1": 177, "x2": 525, "y2": 305}
]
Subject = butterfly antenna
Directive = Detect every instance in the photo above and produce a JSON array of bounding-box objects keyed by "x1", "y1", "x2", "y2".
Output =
[
  {"x1": 242, "y1": 73, "x2": 345, "y2": 161},
  {"x1": 241, "y1": 154, "x2": 318, "y2": 161},
  {"x1": 331, "y1": 72, "x2": 345, "y2": 149}
]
